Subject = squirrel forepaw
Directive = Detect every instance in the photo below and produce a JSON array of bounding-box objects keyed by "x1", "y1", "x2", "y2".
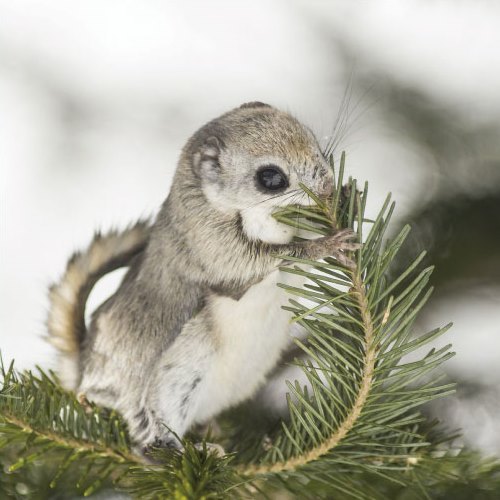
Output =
[{"x1": 311, "y1": 229, "x2": 361, "y2": 268}]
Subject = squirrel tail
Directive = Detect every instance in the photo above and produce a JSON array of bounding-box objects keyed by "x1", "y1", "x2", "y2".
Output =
[{"x1": 46, "y1": 220, "x2": 150, "y2": 390}]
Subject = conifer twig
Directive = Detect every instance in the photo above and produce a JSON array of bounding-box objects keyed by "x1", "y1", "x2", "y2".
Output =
[
  {"x1": 242, "y1": 272, "x2": 376, "y2": 475},
  {"x1": 3, "y1": 153, "x2": 487, "y2": 499}
]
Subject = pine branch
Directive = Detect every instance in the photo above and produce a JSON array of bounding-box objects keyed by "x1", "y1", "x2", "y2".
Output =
[
  {"x1": 0, "y1": 358, "x2": 138, "y2": 497},
  {"x1": 227, "y1": 154, "x2": 455, "y2": 495},
  {"x1": 241, "y1": 268, "x2": 378, "y2": 476},
  {"x1": 2, "y1": 152, "x2": 498, "y2": 499},
  {"x1": 0, "y1": 359, "x2": 238, "y2": 498}
]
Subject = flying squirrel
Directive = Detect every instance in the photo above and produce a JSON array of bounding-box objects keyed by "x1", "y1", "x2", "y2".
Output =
[{"x1": 47, "y1": 102, "x2": 359, "y2": 453}]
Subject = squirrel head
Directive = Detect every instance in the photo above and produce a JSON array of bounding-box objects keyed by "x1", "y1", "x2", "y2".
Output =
[
  {"x1": 185, "y1": 102, "x2": 332, "y2": 208},
  {"x1": 176, "y1": 102, "x2": 333, "y2": 243}
]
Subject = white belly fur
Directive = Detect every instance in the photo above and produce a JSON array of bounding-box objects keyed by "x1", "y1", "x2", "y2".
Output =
[{"x1": 194, "y1": 268, "x2": 304, "y2": 423}]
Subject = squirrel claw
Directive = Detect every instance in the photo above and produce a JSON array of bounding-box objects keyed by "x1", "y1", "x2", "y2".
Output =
[{"x1": 315, "y1": 229, "x2": 361, "y2": 268}]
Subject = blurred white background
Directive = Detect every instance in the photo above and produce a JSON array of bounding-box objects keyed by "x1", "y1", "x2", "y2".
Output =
[{"x1": 1, "y1": 0, "x2": 500, "y2": 453}]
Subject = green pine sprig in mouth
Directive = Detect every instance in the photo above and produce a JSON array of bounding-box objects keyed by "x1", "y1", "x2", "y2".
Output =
[{"x1": 272, "y1": 152, "x2": 358, "y2": 237}]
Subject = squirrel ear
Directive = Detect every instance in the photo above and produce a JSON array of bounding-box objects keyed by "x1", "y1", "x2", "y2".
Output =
[{"x1": 193, "y1": 136, "x2": 222, "y2": 183}]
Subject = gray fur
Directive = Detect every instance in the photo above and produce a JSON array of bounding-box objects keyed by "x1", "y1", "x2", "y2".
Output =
[{"x1": 52, "y1": 103, "x2": 358, "y2": 453}]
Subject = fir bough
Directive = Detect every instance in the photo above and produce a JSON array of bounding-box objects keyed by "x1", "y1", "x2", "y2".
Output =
[{"x1": 1, "y1": 152, "x2": 498, "y2": 499}]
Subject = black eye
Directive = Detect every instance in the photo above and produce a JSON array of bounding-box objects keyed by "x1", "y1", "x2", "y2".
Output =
[{"x1": 256, "y1": 166, "x2": 289, "y2": 191}]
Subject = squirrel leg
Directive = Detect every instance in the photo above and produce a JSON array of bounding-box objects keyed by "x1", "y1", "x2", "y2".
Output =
[{"x1": 131, "y1": 313, "x2": 214, "y2": 455}]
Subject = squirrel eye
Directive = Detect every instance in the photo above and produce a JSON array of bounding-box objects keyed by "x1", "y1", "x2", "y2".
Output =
[{"x1": 256, "y1": 166, "x2": 289, "y2": 191}]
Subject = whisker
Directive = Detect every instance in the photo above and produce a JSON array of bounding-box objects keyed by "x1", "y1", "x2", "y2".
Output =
[
  {"x1": 243, "y1": 189, "x2": 301, "y2": 210},
  {"x1": 324, "y1": 71, "x2": 354, "y2": 157},
  {"x1": 323, "y1": 70, "x2": 375, "y2": 160}
]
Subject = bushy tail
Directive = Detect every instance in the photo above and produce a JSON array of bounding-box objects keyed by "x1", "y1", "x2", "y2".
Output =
[{"x1": 46, "y1": 220, "x2": 151, "y2": 389}]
